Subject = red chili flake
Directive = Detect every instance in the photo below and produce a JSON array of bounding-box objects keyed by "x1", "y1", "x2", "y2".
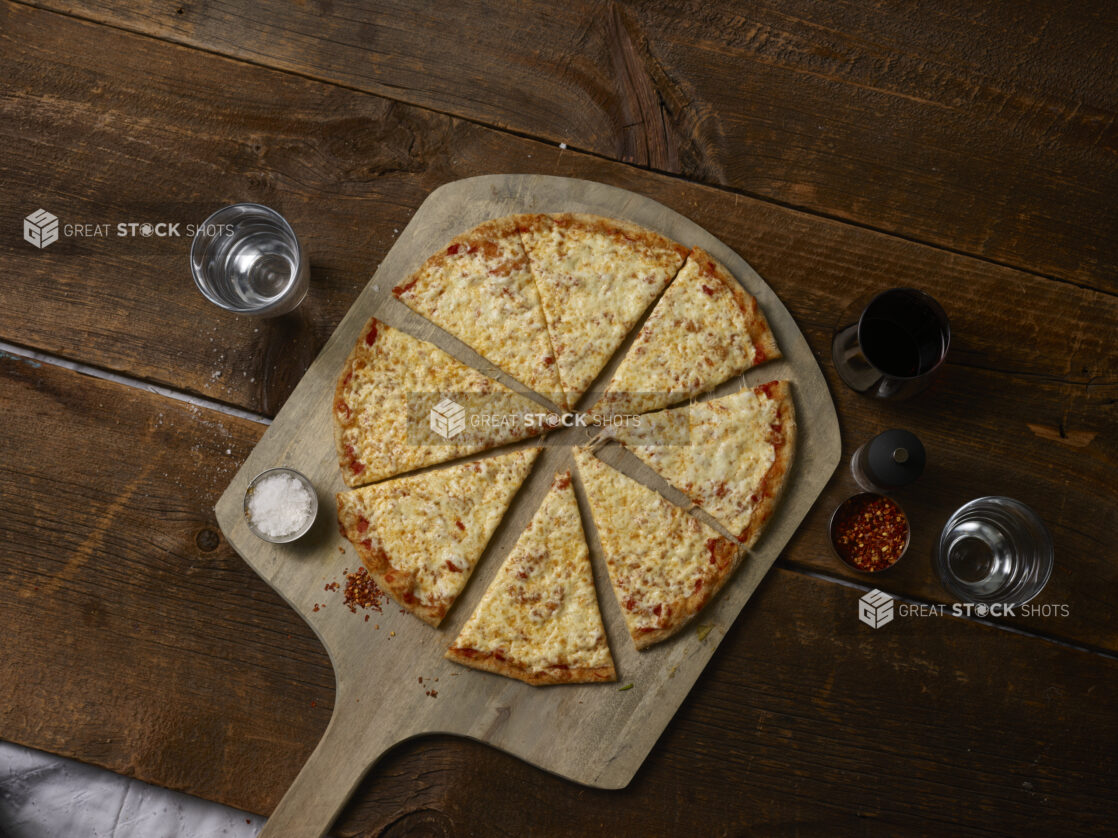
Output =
[
  {"x1": 701, "y1": 284, "x2": 716, "y2": 296},
  {"x1": 831, "y1": 495, "x2": 908, "y2": 572},
  {"x1": 342, "y1": 567, "x2": 385, "y2": 614},
  {"x1": 455, "y1": 519, "x2": 465, "y2": 531},
  {"x1": 356, "y1": 516, "x2": 369, "y2": 534},
  {"x1": 447, "y1": 243, "x2": 461, "y2": 255}
]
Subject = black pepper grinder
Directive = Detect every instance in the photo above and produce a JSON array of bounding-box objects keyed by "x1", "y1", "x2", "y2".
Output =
[{"x1": 851, "y1": 429, "x2": 925, "y2": 494}]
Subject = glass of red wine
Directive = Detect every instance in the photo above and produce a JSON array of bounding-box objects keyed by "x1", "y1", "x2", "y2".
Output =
[{"x1": 831, "y1": 288, "x2": 950, "y2": 399}]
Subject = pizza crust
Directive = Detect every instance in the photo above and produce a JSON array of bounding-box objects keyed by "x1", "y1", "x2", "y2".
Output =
[
  {"x1": 444, "y1": 647, "x2": 616, "y2": 686},
  {"x1": 719, "y1": 258, "x2": 780, "y2": 367},
  {"x1": 736, "y1": 381, "x2": 796, "y2": 550}
]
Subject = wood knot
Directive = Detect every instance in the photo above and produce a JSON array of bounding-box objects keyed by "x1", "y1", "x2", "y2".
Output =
[
  {"x1": 195, "y1": 528, "x2": 221, "y2": 552},
  {"x1": 378, "y1": 808, "x2": 455, "y2": 838}
]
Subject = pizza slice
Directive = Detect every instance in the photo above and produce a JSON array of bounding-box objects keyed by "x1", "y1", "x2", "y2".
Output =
[
  {"x1": 334, "y1": 318, "x2": 553, "y2": 487},
  {"x1": 446, "y1": 470, "x2": 616, "y2": 685},
  {"x1": 573, "y1": 448, "x2": 739, "y2": 650},
  {"x1": 614, "y1": 382, "x2": 796, "y2": 549},
  {"x1": 337, "y1": 448, "x2": 540, "y2": 626},
  {"x1": 593, "y1": 247, "x2": 780, "y2": 417},
  {"x1": 393, "y1": 215, "x2": 566, "y2": 409},
  {"x1": 518, "y1": 213, "x2": 689, "y2": 408}
]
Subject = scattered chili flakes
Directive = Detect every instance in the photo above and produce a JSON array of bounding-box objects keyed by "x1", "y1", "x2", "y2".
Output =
[
  {"x1": 324, "y1": 581, "x2": 340, "y2": 592},
  {"x1": 831, "y1": 494, "x2": 908, "y2": 572},
  {"x1": 425, "y1": 689, "x2": 438, "y2": 698},
  {"x1": 342, "y1": 567, "x2": 385, "y2": 613}
]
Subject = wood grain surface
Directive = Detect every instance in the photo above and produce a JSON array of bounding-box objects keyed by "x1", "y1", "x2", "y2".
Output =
[
  {"x1": 1, "y1": 1, "x2": 1112, "y2": 651},
  {"x1": 1, "y1": 0, "x2": 1115, "y2": 834},
  {"x1": 2, "y1": 356, "x2": 1114, "y2": 835},
  {"x1": 21, "y1": 0, "x2": 1118, "y2": 287}
]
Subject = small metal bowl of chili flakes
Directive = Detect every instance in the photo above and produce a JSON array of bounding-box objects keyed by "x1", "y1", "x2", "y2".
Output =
[{"x1": 829, "y1": 492, "x2": 910, "y2": 573}]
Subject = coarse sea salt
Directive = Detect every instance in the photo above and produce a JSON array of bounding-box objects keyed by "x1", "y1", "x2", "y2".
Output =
[{"x1": 248, "y1": 472, "x2": 314, "y2": 538}]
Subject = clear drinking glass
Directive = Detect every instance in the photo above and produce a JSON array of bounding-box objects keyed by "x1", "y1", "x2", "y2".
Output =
[
  {"x1": 832, "y1": 288, "x2": 950, "y2": 399},
  {"x1": 190, "y1": 203, "x2": 308, "y2": 317},
  {"x1": 935, "y1": 497, "x2": 1053, "y2": 605}
]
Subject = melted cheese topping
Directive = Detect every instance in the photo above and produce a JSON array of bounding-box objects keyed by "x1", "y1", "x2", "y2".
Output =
[
  {"x1": 520, "y1": 214, "x2": 686, "y2": 406},
  {"x1": 597, "y1": 250, "x2": 757, "y2": 415},
  {"x1": 336, "y1": 323, "x2": 547, "y2": 485},
  {"x1": 450, "y1": 472, "x2": 612, "y2": 671},
  {"x1": 337, "y1": 449, "x2": 539, "y2": 608},
  {"x1": 395, "y1": 216, "x2": 565, "y2": 407},
  {"x1": 574, "y1": 449, "x2": 733, "y2": 637},
  {"x1": 618, "y1": 388, "x2": 781, "y2": 538}
]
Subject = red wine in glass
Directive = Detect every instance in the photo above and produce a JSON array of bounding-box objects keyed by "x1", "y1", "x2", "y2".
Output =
[{"x1": 832, "y1": 288, "x2": 950, "y2": 399}]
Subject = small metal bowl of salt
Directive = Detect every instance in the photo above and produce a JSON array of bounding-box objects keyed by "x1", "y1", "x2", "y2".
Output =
[{"x1": 243, "y1": 467, "x2": 318, "y2": 543}]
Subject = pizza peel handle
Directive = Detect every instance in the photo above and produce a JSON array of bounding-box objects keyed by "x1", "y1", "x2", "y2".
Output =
[{"x1": 258, "y1": 700, "x2": 402, "y2": 838}]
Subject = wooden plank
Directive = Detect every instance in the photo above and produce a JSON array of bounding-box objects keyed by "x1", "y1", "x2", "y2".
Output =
[
  {"x1": 2, "y1": 0, "x2": 1112, "y2": 406},
  {"x1": 339, "y1": 570, "x2": 1118, "y2": 837},
  {"x1": 1, "y1": 357, "x2": 1113, "y2": 833},
  {"x1": 22, "y1": 0, "x2": 1118, "y2": 286},
  {"x1": 0, "y1": 2, "x2": 1114, "y2": 653}
]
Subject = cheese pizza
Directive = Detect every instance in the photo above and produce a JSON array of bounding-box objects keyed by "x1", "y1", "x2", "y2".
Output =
[
  {"x1": 392, "y1": 215, "x2": 566, "y2": 408},
  {"x1": 594, "y1": 247, "x2": 779, "y2": 417},
  {"x1": 574, "y1": 448, "x2": 740, "y2": 649},
  {"x1": 336, "y1": 448, "x2": 540, "y2": 626},
  {"x1": 613, "y1": 382, "x2": 796, "y2": 549},
  {"x1": 333, "y1": 318, "x2": 551, "y2": 488},
  {"x1": 518, "y1": 213, "x2": 688, "y2": 409},
  {"x1": 446, "y1": 470, "x2": 616, "y2": 685}
]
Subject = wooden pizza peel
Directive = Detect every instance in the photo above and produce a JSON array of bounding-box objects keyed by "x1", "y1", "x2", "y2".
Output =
[{"x1": 214, "y1": 175, "x2": 841, "y2": 837}]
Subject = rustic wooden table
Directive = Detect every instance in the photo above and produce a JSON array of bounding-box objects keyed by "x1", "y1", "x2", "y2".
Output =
[{"x1": 1, "y1": 2, "x2": 1115, "y2": 835}]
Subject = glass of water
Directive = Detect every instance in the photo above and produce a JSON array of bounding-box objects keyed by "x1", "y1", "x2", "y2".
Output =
[
  {"x1": 934, "y1": 497, "x2": 1053, "y2": 605},
  {"x1": 190, "y1": 203, "x2": 308, "y2": 317}
]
